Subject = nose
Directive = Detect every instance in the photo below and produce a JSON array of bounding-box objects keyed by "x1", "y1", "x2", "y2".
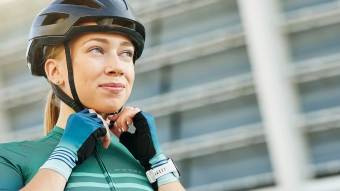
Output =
[{"x1": 105, "y1": 53, "x2": 125, "y2": 76}]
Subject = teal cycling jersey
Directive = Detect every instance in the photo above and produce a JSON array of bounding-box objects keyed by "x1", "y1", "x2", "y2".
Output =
[{"x1": 0, "y1": 126, "x2": 153, "y2": 191}]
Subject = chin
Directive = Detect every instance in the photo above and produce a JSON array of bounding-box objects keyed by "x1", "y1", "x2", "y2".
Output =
[{"x1": 87, "y1": 100, "x2": 125, "y2": 113}]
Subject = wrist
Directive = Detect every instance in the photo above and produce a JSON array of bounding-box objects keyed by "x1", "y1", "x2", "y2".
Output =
[
  {"x1": 150, "y1": 153, "x2": 167, "y2": 168},
  {"x1": 157, "y1": 173, "x2": 178, "y2": 187},
  {"x1": 40, "y1": 147, "x2": 76, "y2": 180},
  {"x1": 146, "y1": 158, "x2": 180, "y2": 187}
]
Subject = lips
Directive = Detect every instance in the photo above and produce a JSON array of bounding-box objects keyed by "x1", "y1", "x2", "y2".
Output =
[
  {"x1": 99, "y1": 83, "x2": 125, "y2": 93},
  {"x1": 99, "y1": 83, "x2": 125, "y2": 88}
]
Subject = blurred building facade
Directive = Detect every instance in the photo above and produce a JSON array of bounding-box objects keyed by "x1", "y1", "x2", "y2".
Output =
[{"x1": 1, "y1": 0, "x2": 340, "y2": 190}]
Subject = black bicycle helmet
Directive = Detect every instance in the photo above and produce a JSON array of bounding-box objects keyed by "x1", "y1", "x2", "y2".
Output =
[{"x1": 26, "y1": 0, "x2": 145, "y2": 112}]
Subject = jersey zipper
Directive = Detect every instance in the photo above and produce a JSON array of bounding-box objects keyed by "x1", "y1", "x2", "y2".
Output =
[{"x1": 94, "y1": 146, "x2": 117, "y2": 191}]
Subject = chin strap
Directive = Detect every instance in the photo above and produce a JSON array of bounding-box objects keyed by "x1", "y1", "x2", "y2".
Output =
[
  {"x1": 50, "y1": 40, "x2": 84, "y2": 113},
  {"x1": 51, "y1": 83, "x2": 82, "y2": 112},
  {"x1": 64, "y1": 41, "x2": 84, "y2": 112}
]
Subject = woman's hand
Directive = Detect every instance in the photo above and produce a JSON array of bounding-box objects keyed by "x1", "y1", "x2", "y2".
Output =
[
  {"x1": 108, "y1": 107, "x2": 166, "y2": 170},
  {"x1": 107, "y1": 107, "x2": 164, "y2": 169},
  {"x1": 57, "y1": 109, "x2": 109, "y2": 164},
  {"x1": 107, "y1": 106, "x2": 161, "y2": 169},
  {"x1": 39, "y1": 108, "x2": 109, "y2": 182},
  {"x1": 107, "y1": 107, "x2": 179, "y2": 190},
  {"x1": 107, "y1": 106, "x2": 141, "y2": 137}
]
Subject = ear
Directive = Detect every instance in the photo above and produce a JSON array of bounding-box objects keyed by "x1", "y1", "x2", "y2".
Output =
[{"x1": 45, "y1": 58, "x2": 64, "y2": 85}]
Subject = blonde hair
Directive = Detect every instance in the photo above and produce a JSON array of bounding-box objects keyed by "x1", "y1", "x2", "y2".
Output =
[{"x1": 44, "y1": 90, "x2": 61, "y2": 134}]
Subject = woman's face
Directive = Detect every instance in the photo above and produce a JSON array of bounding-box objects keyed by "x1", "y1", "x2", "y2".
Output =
[{"x1": 56, "y1": 31, "x2": 135, "y2": 113}]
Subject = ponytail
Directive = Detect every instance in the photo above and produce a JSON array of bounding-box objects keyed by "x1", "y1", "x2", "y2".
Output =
[{"x1": 44, "y1": 89, "x2": 60, "y2": 135}]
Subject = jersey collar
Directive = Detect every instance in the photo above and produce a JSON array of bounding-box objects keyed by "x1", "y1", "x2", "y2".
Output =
[{"x1": 49, "y1": 125, "x2": 65, "y2": 136}]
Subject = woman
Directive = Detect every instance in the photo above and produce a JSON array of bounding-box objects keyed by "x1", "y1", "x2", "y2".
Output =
[{"x1": 0, "y1": 0, "x2": 185, "y2": 190}]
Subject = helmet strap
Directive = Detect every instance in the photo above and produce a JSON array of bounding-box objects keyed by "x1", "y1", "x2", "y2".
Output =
[
  {"x1": 63, "y1": 41, "x2": 84, "y2": 112},
  {"x1": 50, "y1": 41, "x2": 84, "y2": 113},
  {"x1": 51, "y1": 83, "x2": 82, "y2": 112}
]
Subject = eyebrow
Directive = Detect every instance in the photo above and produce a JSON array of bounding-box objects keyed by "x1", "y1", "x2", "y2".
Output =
[
  {"x1": 81, "y1": 38, "x2": 134, "y2": 49},
  {"x1": 82, "y1": 38, "x2": 109, "y2": 46},
  {"x1": 120, "y1": 41, "x2": 134, "y2": 49}
]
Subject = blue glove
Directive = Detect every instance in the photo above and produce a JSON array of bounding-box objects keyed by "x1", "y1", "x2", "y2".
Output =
[
  {"x1": 119, "y1": 111, "x2": 178, "y2": 189},
  {"x1": 40, "y1": 109, "x2": 107, "y2": 180}
]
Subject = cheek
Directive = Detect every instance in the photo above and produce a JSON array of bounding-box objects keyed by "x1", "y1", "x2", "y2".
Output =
[
  {"x1": 126, "y1": 66, "x2": 135, "y2": 87},
  {"x1": 75, "y1": 57, "x2": 103, "y2": 78},
  {"x1": 72, "y1": 60, "x2": 104, "y2": 96}
]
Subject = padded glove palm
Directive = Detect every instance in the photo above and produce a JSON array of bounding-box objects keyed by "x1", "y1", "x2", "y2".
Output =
[
  {"x1": 119, "y1": 111, "x2": 177, "y2": 190},
  {"x1": 119, "y1": 111, "x2": 164, "y2": 169}
]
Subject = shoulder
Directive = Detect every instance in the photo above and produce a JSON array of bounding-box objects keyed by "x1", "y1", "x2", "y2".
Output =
[
  {"x1": 0, "y1": 142, "x2": 27, "y2": 189},
  {"x1": 0, "y1": 141, "x2": 30, "y2": 177},
  {"x1": 0, "y1": 141, "x2": 29, "y2": 161},
  {"x1": 0, "y1": 133, "x2": 60, "y2": 181},
  {"x1": 0, "y1": 132, "x2": 61, "y2": 183},
  {"x1": 0, "y1": 131, "x2": 60, "y2": 156}
]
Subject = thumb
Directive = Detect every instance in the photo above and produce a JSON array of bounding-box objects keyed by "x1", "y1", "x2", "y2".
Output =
[
  {"x1": 108, "y1": 113, "x2": 118, "y2": 121},
  {"x1": 95, "y1": 112, "x2": 111, "y2": 149}
]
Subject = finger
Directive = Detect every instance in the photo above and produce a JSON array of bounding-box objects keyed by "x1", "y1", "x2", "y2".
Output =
[
  {"x1": 96, "y1": 113, "x2": 108, "y2": 128},
  {"x1": 88, "y1": 109, "x2": 110, "y2": 147},
  {"x1": 112, "y1": 110, "x2": 123, "y2": 128},
  {"x1": 120, "y1": 116, "x2": 129, "y2": 133},
  {"x1": 114, "y1": 106, "x2": 136, "y2": 133},
  {"x1": 124, "y1": 107, "x2": 141, "y2": 123},
  {"x1": 127, "y1": 107, "x2": 141, "y2": 117},
  {"x1": 88, "y1": 109, "x2": 97, "y2": 114},
  {"x1": 88, "y1": 108, "x2": 110, "y2": 131},
  {"x1": 101, "y1": 125, "x2": 111, "y2": 149},
  {"x1": 116, "y1": 114, "x2": 127, "y2": 133},
  {"x1": 97, "y1": 113, "x2": 111, "y2": 149},
  {"x1": 119, "y1": 107, "x2": 141, "y2": 132},
  {"x1": 126, "y1": 116, "x2": 133, "y2": 126},
  {"x1": 107, "y1": 113, "x2": 118, "y2": 121},
  {"x1": 115, "y1": 108, "x2": 126, "y2": 133},
  {"x1": 88, "y1": 109, "x2": 105, "y2": 138},
  {"x1": 122, "y1": 116, "x2": 133, "y2": 132},
  {"x1": 110, "y1": 121, "x2": 122, "y2": 138},
  {"x1": 133, "y1": 107, "x2": 141, "y2": 113}
]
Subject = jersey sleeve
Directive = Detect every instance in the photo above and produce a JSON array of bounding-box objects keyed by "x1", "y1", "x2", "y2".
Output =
[{"x1": 0, "y1": 142, "x2": 30, "y2": 190}]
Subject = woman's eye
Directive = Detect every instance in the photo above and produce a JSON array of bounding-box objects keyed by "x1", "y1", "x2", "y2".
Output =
[
  {"x1": 89, "y1": 47, "x2": 102, "y2": 53},
  {"x1": 122, "y1": 51, "x2": 133, "y2": 58}
]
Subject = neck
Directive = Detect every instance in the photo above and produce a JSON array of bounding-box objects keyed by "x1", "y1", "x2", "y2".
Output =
[{"x1": 56, "y1": 103, "x2": 109, "y2": 129}]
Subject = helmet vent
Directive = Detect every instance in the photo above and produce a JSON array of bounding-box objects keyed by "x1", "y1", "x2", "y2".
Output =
[
  {"x1": 40, "y1": 13, "x2": 70, "y2": 26},
  {"x1": 112, "y1": 19, "x2": 135, "y2": 30},
  {"x1": 95, "y1": 17, "x2": 135, "y2": 30},
  {"x1": 60, "y1": 0, "x2": 101, "y2": 9}
]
